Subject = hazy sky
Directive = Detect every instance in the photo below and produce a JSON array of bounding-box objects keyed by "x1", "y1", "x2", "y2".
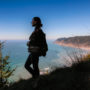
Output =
[{"x1": 0, "y1": 0, "x2": 90, "y2": 40}]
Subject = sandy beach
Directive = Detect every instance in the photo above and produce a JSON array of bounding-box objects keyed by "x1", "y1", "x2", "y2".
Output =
[{"x1": 54, "y1": 41, "x2": 90, "y2": 51}]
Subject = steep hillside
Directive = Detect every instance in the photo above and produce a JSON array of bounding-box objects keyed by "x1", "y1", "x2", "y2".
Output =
[
  {"x1": 1, "y1": 54, "x2": 90, "y2": 90},
  {"x1": 54, "y1": 36, "x2": 90, "y2": 50}
]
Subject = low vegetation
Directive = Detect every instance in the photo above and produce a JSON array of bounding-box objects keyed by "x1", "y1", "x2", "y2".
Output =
[
  {"x1": 0, "y1": 42, "x2": 16, "y2": 88},
  {"x1": 1, "y1": 52, "x2": 90, "y2": 90}
]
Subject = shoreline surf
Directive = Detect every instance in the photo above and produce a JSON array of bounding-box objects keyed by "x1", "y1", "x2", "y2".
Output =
[{"x1": 54, "y1": 41, "x2": 90, "y2": 51}]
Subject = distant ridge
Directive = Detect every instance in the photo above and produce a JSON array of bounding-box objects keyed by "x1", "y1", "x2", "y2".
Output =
[{"x1": 54, "y1": 36, "x2": 90, "y2": 50}]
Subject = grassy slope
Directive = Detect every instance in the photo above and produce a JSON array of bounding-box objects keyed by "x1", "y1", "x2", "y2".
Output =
[{"x1": 1, "y1": 55, "x2": 90, "y2": 90}]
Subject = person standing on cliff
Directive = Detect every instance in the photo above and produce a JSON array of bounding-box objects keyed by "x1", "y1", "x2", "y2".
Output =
[{"x1": 24, "y1": 17, "x2": 48, "y2": 79}]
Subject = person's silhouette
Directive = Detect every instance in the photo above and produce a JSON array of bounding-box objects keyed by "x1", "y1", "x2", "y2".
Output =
[{"x1": 24, "y1": 17, "x2": 48, "y2": 79}]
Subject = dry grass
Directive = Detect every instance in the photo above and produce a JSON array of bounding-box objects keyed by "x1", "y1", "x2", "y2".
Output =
[{"x1": 1, "y1": 52, "x2": 90, "y2": 90}]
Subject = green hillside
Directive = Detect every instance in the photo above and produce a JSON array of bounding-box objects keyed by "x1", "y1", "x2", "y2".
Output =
[{"x1": 55, "y1": 36, "x2": 90, "y2": 47}]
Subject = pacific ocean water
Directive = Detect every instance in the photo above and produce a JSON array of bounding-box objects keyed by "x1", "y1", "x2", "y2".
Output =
[{"x1": 2, "y1": 40, "x2": 88, "y2": 82}]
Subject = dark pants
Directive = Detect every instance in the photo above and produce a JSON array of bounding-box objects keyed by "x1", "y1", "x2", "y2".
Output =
[{"x1": 24, "y1": 53, "x2": 40, "y2": 78}]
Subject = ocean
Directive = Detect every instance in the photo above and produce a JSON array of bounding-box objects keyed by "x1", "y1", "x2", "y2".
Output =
[{"x1": 2, "y1": 40, "x2": 89, "y2": 82}]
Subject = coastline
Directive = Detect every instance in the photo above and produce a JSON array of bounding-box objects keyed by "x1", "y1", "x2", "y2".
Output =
[{"x1": 54, "y1": 41, "x2": 90, "y2": 51}]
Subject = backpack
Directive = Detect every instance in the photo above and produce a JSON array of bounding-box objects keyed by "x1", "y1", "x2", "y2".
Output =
[{"x1": 40, "y1": 33, "x2": 48, "y2": 57}]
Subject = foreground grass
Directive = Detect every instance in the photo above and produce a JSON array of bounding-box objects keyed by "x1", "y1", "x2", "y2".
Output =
[{"x1": 1, "y1": 54, "x2": 90, "y2": 90}]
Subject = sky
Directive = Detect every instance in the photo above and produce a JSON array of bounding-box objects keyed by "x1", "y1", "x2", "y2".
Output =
[{"x1": 0, "y1": 0, "x2": 90, "y2": 40}]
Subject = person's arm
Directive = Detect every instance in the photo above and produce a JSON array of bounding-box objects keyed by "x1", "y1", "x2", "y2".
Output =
[{"x1": 27, "y1": 32, "x2": 36, "y2": 47}]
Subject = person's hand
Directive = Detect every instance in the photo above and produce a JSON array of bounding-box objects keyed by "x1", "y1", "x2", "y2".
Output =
[{"x1": 28, "y1": 47, "x2": 40, "y2": 53}]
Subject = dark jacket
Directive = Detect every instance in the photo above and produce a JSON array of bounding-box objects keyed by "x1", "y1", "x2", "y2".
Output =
[{"x1": 27, "y1": 28, "x2": 48, "y2": 55}]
